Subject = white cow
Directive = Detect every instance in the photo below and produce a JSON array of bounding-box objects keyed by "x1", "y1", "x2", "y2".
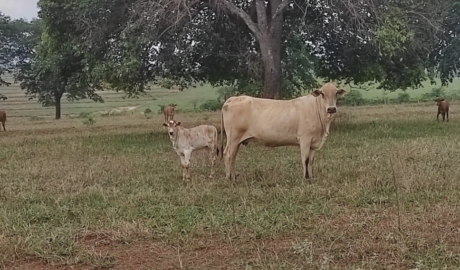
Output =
[
  {"x1": 220, "y1": 82, "x2": 347, "y2": 180},
  {"x1": 163, "y1": 120, "x2": 219, "y2": 181}
]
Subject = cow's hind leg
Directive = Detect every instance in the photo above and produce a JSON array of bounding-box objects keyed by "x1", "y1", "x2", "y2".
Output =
[
  {"x1": 208, "y1": 147, "x2": 217, "y2": 178},
  {"x1": 1, "y1": 122, "x2": 5, "y2": 131},
  {"x1": 442, "y1": 112, "x2": 446, "y2": 122},
  {"x1": 447, "y1": 110, "x2": 449, "y2": 122},
  {"x1": 183, "y1": 150, "x2": 192, "y2": 181}
]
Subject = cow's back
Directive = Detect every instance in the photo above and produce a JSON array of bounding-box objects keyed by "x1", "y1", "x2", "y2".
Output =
[{"x1": 177, "y1": 125, "x2": 217, "y2": 151}]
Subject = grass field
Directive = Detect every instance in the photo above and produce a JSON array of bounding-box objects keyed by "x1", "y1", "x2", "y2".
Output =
[{"x1": 1, "y1": 92, "x2": 460, "y2": 269}]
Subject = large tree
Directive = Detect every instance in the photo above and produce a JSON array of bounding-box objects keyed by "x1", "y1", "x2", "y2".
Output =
[{"x1": 43, "y1": 0, "x2": 452, "y2": 99}]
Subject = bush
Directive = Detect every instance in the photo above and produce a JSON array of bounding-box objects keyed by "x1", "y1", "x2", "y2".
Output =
[
  {"x1": 144, "y1": 108, "x2": 152, "y2": 114},
  {"x1": 200, "y1": 99, "x2": 223, "y2": 111},
  {"x1": 158, "y1": 78, "x2": 174, "y2": 89},
  {"x1": 396, "y1": 92, "x2": 411, "y2": 103},
  {"x1": 82, "y1": 116, "x2": 96, "y2": 125},
  {"x1": 421, "y1": 87, "x2": 446, "y2": 101},
  {"x1": 338, "y1": 90, "x2": 365, "y2": 106},
  {"x1": 78, "y1": 112, "x2": 91, "y2": 118}
]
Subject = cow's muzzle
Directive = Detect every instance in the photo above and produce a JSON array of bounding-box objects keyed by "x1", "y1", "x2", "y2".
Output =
[
  {"x1": 169, "y1": 132, "x2": 174, "y2": 136},
  {"x1": 327, "y1": 107, "x2": 337, "y2": 114}
]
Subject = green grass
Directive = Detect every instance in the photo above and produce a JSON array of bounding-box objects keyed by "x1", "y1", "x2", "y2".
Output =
[{"x1": 1, "y1": 102, "x2": 460, "y2": 269}]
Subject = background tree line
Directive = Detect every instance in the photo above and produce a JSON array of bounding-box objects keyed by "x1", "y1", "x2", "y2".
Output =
[{"x1": 1, "y1": 0, "x2": 460, "y2": 119}]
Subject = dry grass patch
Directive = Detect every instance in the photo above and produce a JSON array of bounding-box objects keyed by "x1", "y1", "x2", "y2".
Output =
[{"x1": 1, "y1": 103, "x2": 460, "y2": 269}]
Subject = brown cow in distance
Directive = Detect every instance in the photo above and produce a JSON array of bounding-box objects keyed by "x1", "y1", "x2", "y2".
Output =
[
  {"x1": 0, "y1": 111, "x2": 6, "y2": 131},
  {"x1": 163, "y1": 103, "x2": 177, "y2": 123},
  {"x1": 435, "y1": 98, "x2": 449, "y2": 122}
]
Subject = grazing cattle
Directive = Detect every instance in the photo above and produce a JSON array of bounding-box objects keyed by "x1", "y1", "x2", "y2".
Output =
[
  {"x1": 435, "y1": 98, "x2": 449, "y2": 122},
  {"x1": 0, "y1": 111, "x2": 6, "y2": 131},
  {"x1": 163, "y1": 120, "x2": 219, "y2": 181},
  {"x1": 163, "y1": 104, "x2": 177, "y2": 123},
  {"x1": 220, "y1": 82, "x2": 347, "y2": 180}
]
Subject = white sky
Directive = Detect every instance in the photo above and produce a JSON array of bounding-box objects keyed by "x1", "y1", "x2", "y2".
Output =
[{"x1": 0, "y1": 0, "x2": 39, "y2": 20}]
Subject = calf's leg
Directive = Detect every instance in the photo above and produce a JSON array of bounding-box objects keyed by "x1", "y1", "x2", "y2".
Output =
[{"x1": 183, "y1": 150, "x2": 192, "y2": 181}]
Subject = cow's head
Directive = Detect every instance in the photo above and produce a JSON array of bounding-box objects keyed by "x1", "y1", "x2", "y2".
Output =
[
  {"x1": 311, "y1": 83, "x2": 347, "y2": 114},
  {"x1": 163, "y1": 120, "x2": 181, "y2": 138},
  {"x1": 435, "y1": 98, "x2": 445, "y2": 106}
]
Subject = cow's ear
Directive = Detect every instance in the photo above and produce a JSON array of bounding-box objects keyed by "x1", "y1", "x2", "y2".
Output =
[
  {"x1": 337, "y1": 89, "x2": 348, "y2": 96},
  {"x1": 162, "y1": 123, "x2": 168, "y2": 127},
  {"x1": 176, "y1": 122, "x2": 181, "y2": 126},
  {"x1": 311, "y1": 89, "x2": 322, "y2": 97},
  {"x1": 441, "y1": 99, "x2": 445, "y2": 101}
]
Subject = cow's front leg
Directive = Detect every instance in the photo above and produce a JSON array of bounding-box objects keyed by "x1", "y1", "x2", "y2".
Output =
[
  {"x1": 183, "y1": 149, "x2": 192, "y2": 181},
  {"x1": 300, "y1": 142, "x2": 313, "y2": 179}
]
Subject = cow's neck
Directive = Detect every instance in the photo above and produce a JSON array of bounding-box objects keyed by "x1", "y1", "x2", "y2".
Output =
[{"x1": 172, "y1": 127, "x2": 185, "y2": 149}]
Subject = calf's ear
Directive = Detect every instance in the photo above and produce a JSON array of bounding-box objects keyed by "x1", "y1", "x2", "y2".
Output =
[
  {"x1": 162, "y1": 123, "x2": 168, "y2": 127},
  {"x1": 311, "y1": 89, "x2": 322, "y2": 97},
  {"x1": 176, "y1": 122, "x2": 181, "y2": 126},
  {"x1": 337, "y1": 89, "x2": 348, "y2": 96}
]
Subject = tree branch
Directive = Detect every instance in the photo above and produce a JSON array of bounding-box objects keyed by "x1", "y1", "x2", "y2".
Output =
[
  {"x1": 217, "y1": 0, "x2": 261, "y2": 39},
  {"x1": 271, "y1": 0, "x2": 291, "y2": 21}
]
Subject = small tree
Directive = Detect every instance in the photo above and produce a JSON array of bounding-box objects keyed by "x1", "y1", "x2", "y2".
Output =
[{"x1": 17, "y1": 3, "x2": 103, "y2": 119}]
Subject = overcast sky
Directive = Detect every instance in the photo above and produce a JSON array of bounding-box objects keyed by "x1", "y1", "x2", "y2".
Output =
[{"x1": 0, "y1": 0, "x2": 39, "y2": 20}]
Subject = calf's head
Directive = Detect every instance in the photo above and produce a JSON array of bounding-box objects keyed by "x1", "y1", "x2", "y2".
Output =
[
  {"x1": 311, "y1": 83, "x2": 347, "y2": 114},
  {"x1": 163, "y1": 120, "x2": 181, "y2": 138},
  {"x1": 435, "y1": 98, "x2": 445, "y2": 106}
]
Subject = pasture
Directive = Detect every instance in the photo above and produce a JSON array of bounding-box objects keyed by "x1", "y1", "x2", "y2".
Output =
[{"x1": 1, "y1": 98, "x2": 460, "y2": 269}]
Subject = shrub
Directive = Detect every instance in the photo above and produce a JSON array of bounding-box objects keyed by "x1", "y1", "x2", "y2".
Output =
[
  {"x1": 339, "y1": 90, "x2": 365, "y2": 106},
  {"x1": 200, "y1": 99, "x2": 223, "y2": 111},
  {"x1": 83, "y1": 116, "x2": 96, "y2": 125},
  {"x1": 397, "y1": 92, "x2": 411, "y2": 103},
  {"x1": 144, "y1": 108, "x2": 152, "y2": 114}
]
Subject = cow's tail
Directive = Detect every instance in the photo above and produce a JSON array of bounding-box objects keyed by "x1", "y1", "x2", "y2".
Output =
[{"x1": 219, "y1": 109, "x2": 225, "y2": 161}]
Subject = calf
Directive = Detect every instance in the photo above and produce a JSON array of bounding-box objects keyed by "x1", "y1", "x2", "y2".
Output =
[
  {"x1": 163, "y1": 104, "x2": 177, "y2": 123},
  {"x1": 0, "y1": 111, "x2": 6, "y2": 131},
  {"x1": 435, "y1": 98, "x2": 449, "y2": 122},
  {"x1": 163, "y1": 120, "x2": 218, "y2": 181}
]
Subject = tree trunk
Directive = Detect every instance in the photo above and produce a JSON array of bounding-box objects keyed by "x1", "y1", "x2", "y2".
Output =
[
  {"x1": 260, "y1": 34, "x2": 282, "y2": 99},
  {"x1": 259, "y1": 0, "x2": 284, "y2": 99},
  {"x1": 55, "y1": 91, "x2": 62, "y2": 119}
]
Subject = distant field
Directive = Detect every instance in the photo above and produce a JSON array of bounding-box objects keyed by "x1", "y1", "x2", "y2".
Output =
[
  {"x1": 338, "y1": 78, "x2": 460, "y2": 100},
  {"x1": 0, "y1": 76, "x2": 219, "y2": 118},
  {"x1": 2, "y1": 75, "x2": 460, "y2": 118}
]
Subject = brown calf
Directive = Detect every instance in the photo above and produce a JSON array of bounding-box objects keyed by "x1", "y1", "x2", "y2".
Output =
[
  {"x1": 163, "y1": 103, "x2": 177, "y2": 123},
  {"x1": 435, "y1": 98, "x2": 449, "y2": 122},
  {"x1": 0, "y1": 111, "x2": 6, "y2": 131}
]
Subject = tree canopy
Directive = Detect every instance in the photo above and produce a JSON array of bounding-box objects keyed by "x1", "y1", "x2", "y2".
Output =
[
  {"x1": 16, "y1": 1, "x2": 103, "y2": 119},
  {"x1": 36, "y1": 0, "x2": 458, "y2": 99},
  {"x1": 0, "y1": 12, "x2": 40, "y2": 87}
]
